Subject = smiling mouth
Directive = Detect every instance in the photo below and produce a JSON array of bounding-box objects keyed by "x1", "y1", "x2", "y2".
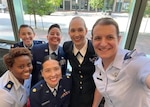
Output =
[
  {"x1": 98, "y1": 48, "x2": 110, "y2": 52},
  {"x1": 50, "y1": 77, "x2": 58, "y2": 81},
  {"x1": 24, "y1": 72, "x2": 30, "y2": 76}
]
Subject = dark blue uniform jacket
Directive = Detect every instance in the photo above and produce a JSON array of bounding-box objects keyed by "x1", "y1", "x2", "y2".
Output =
[{"x1": 30, "y1": 76, "x2": 72, "y2": 107}]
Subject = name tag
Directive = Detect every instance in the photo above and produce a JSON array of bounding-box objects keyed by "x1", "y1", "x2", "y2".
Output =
[
  {"x1": 41, "y1": 100, "x2": 50, "y2": 106},
  {"x1": 36, "y1": 61, "x2": 42, "y2": 65}
]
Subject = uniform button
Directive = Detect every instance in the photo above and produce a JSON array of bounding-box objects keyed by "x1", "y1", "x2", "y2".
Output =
[
  {"x1": 80, "y1": 81, "x2": 82, "y2": 84},
  {"x1": 80, "y1": 75, "x2": 83, "y2": 78},
  {"x1": 80, "y1": 86, "x2": 82, "y2": 89},
  {"x1": 78, "y1": 65, "x2": 81, "y2": 67},
  {"x1": 79, "y1": 71, "x2": 81, "y2": 73}
]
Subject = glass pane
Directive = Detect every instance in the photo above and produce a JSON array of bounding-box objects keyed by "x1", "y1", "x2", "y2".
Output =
[
  {"x1": 0, "y1": 1, "x2": 14, "y2": 41},
  {"x1": 21, "y1": 0, "x2": 136, "y2": 46},
  {"x1": 134, "y1": 0, "x2": 150, "y2": 55}
]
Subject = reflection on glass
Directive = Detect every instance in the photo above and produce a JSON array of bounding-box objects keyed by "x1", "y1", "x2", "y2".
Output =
[
  {"x1": 22, "y1": 0, "x2": 135, "y2": 46},
  {"x1": 134, "y1": 0, "x2": 150, "y2": 55},
  {"x1": 0, "y1": 1, "x2": 14, "y2": 41}
]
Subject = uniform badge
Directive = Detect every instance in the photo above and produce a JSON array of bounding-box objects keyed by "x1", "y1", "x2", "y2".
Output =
[
  {"x1": 113, "y1": 72, "x2": 119, "y2": 82},
  {"x1": 45, "y1": 49, "x2": 48, "y2": 52},
  {"x1": 60, "y1": 89, "x2": 70, "y2": 98},
  {"x1": 89, "y1": 55, "x2": 98, "y2": 63}
]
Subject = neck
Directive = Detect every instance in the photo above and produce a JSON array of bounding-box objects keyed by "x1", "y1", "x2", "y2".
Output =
[
  {"x1": 49, "y1": 44, "x2": 58, "y2": 51},
  {"x1": 75, "y1": 39, "x2": 86, "y2": 50},
  {"x1": 102, "y1": 58, "x2": 114, "y2": 70}
]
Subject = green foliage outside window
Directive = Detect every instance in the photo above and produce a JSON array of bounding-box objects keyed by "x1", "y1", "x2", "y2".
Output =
[
  {"x1": 22, "y1": 0, "x2": 61, "y2": 28},
  {"x1": 89, "y1": 0, "x2": 104, "y2": 12}
]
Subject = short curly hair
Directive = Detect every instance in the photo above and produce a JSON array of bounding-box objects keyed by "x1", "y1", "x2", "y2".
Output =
[{"x1": 3, "y1": 47, "x2": 32, "y2": 69}]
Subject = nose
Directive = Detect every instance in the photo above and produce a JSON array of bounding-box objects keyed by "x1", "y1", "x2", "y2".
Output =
[
  {"x1": 24, "y1": 34, "x2": 30, "y2": 38},
  {"x1": 100, "y1": 38, "x2": 107, "y2": 46},
  {"x1": 50, "y1": 70, "x2": 56, "y2": 76},
  {"x1": 74, "y1": 31, "x2": 80, "y2": 37},
  {"x1": 24, "y1": 66, "x2": 30, "y2": 72}
]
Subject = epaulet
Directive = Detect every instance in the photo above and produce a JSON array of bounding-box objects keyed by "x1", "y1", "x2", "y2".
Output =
[
  {"x1": 124, "y1": 49, "x2": 137, "y2": 60},
  {"x1": 4, "y1": 81, "x2": 14, "y2": 92},
  {"x1": 32, "y1": 81, "x2": 44, "y2": 93}
]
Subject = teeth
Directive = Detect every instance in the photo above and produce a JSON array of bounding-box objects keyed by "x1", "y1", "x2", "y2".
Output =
[
  {"x1": 99, "y1": 48, "x2": 108, "y2": 52},
  {"x1": 24, "y1": 72, "x2": 30, "y2": 76},
  {"x1": 50, "y1": 77, "x2": 57, "y2": 81},
  {"x1": 52, "y1": 39, "x2": 58, "y2": 42},
  {"x1": 75, "y1": 37, "x2": 80, "y2": 39}
]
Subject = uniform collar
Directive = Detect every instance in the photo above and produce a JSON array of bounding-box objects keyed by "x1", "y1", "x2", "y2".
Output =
[
  {"x1": 73, "y1": 39, "x2": 87, "y2": 57},
  {"x1": 8, "y1": 71, "x2": 24, "y2": 90},
  {"x1": 23, "y1": 42, "x2": 33, "y2": 50},
  {"x1": 112, "y1": 48, "x2": 129, "y2": 69},
  {"x1": 49, "y1": 45, "x2": 59, "y2": 55},
  {"x1": 47, "y1": 83, "x2": 59, "y2": 92},
  {"x1": 95, "y1": 48, "x2": 128, "y2": 70}
]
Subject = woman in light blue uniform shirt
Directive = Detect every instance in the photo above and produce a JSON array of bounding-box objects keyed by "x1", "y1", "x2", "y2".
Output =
[
  {"x1": 91, "y1": 17, "x2": 150, "y2": 107},
  {"x1": 0, "y1": 48, "x2": 33, "y2": 107}
]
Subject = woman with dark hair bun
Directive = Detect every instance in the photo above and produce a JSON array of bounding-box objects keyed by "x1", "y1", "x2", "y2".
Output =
[{"x1": 30, "y1": 55, "x2": 71, "y2": 107}]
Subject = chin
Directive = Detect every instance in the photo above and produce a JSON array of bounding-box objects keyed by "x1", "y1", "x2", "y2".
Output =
[{"x1": 24, "y1": 76, "x2": 30, "y2": 79}]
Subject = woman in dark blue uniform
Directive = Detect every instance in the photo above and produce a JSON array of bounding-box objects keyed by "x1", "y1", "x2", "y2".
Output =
[
  {"x1": 63, "y1": 16, "x2": 97, "y2": 107},
  {"x1": 29, "y1": 55, "x2": 72, "y2": 107},
  {"x1": 11, "y1": 24, "x2": 45, "y2": 50},
  {"x1": 31, "y1": 24, "x2": 67, "y2": 86}
]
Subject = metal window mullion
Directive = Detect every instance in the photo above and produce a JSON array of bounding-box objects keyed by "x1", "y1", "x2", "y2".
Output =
[{"x1": 125, "y1": 0, "x2": 148, "y2": 50}]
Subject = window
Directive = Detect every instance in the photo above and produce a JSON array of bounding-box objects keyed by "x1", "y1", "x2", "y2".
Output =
[
  {"x1": 134, "y1": 0, "x2": 150, "y2": 55},
  {"x1": 0, "y1": 1, "x2": 14, "y2": 41},
  {"x1": 0, "y1": 0, "x2": 149, "y2": 55}
]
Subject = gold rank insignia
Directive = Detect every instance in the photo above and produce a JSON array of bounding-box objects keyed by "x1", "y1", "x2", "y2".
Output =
[
  {"x1": 4, "y1": 81, "x2": 14, "y2": 91},
  {"x1": 66, "y1": 75, "x2": 70, "y2": 79},
  {"x1": 7, "y1": 84, "x2": 11, "y2": 88},
  {"x1": 32, "y1": 88, "x2": 37, "y2": 93}
]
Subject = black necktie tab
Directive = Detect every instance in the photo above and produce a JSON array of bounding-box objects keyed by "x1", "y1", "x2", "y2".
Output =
[
  {"x1": 76, "y1": 51, "x2": 83, "y2": 57},
  {"x1": 51, "y1": 52, "x2": 57, "y2": 59}
]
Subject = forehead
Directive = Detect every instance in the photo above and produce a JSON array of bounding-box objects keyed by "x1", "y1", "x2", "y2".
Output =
[
  {"x1": 14, "y1": 56, "x2": 31, "y2": 64},
  {"x1": 49, "y1": 27, "x2": 61, "y2": 32},
  {"x1": 19, "y1": 27, "x2": 33, "y2": 33},
  {"x1": 93, "y1": 24, "x2": 117, "y2": 34},
  {"x1": 69, "y1": 18, "x2": 85, "y2": 28},
  {"x1": 43, "y1": 60, "x2": 59, "y2": 66}
]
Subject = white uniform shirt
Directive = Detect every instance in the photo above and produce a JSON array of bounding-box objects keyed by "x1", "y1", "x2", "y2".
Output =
[
  {"x1": 0, "y1": 71, "x2": 31, "y2": 107},
  {"x1": 93, "y1": 48, "x2": 150, "y2": 107}
]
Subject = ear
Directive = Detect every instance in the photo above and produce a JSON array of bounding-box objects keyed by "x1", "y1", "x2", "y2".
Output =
[
  {"x1": 18, "y1": 33, "x2": 21, "y2": 38},
  {"x1": 33, "y1": 33, "x2": 36, "y2": 37},
  {"x1": 68, "y1": 31, "x2": 70, "y2": 36},
  {"x1": 85, "y1": 27, "x2": 88, "y2": 35},
  {"x1": 118, "y1": 35, "x2": 121, "y2": 43},
  {"x1": 47, "y1": 35, "x2": 49, "y2": 40},
  {"x1": 41, "y1": 70, "x2": 44, "y2": 77}
]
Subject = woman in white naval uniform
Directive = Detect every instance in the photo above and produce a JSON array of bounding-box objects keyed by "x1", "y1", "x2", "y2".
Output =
[
  {"x1": 0, "y1": 48, "x2": 33, "y2": 107},
  {"x1": 91, "y1": 17, "x2": 150, "y2": 107}
]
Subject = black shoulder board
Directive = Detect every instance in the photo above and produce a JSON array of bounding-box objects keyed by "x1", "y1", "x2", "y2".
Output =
[{"x1": 4, "y1": 81, "x2": 14, "y2": 91}]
